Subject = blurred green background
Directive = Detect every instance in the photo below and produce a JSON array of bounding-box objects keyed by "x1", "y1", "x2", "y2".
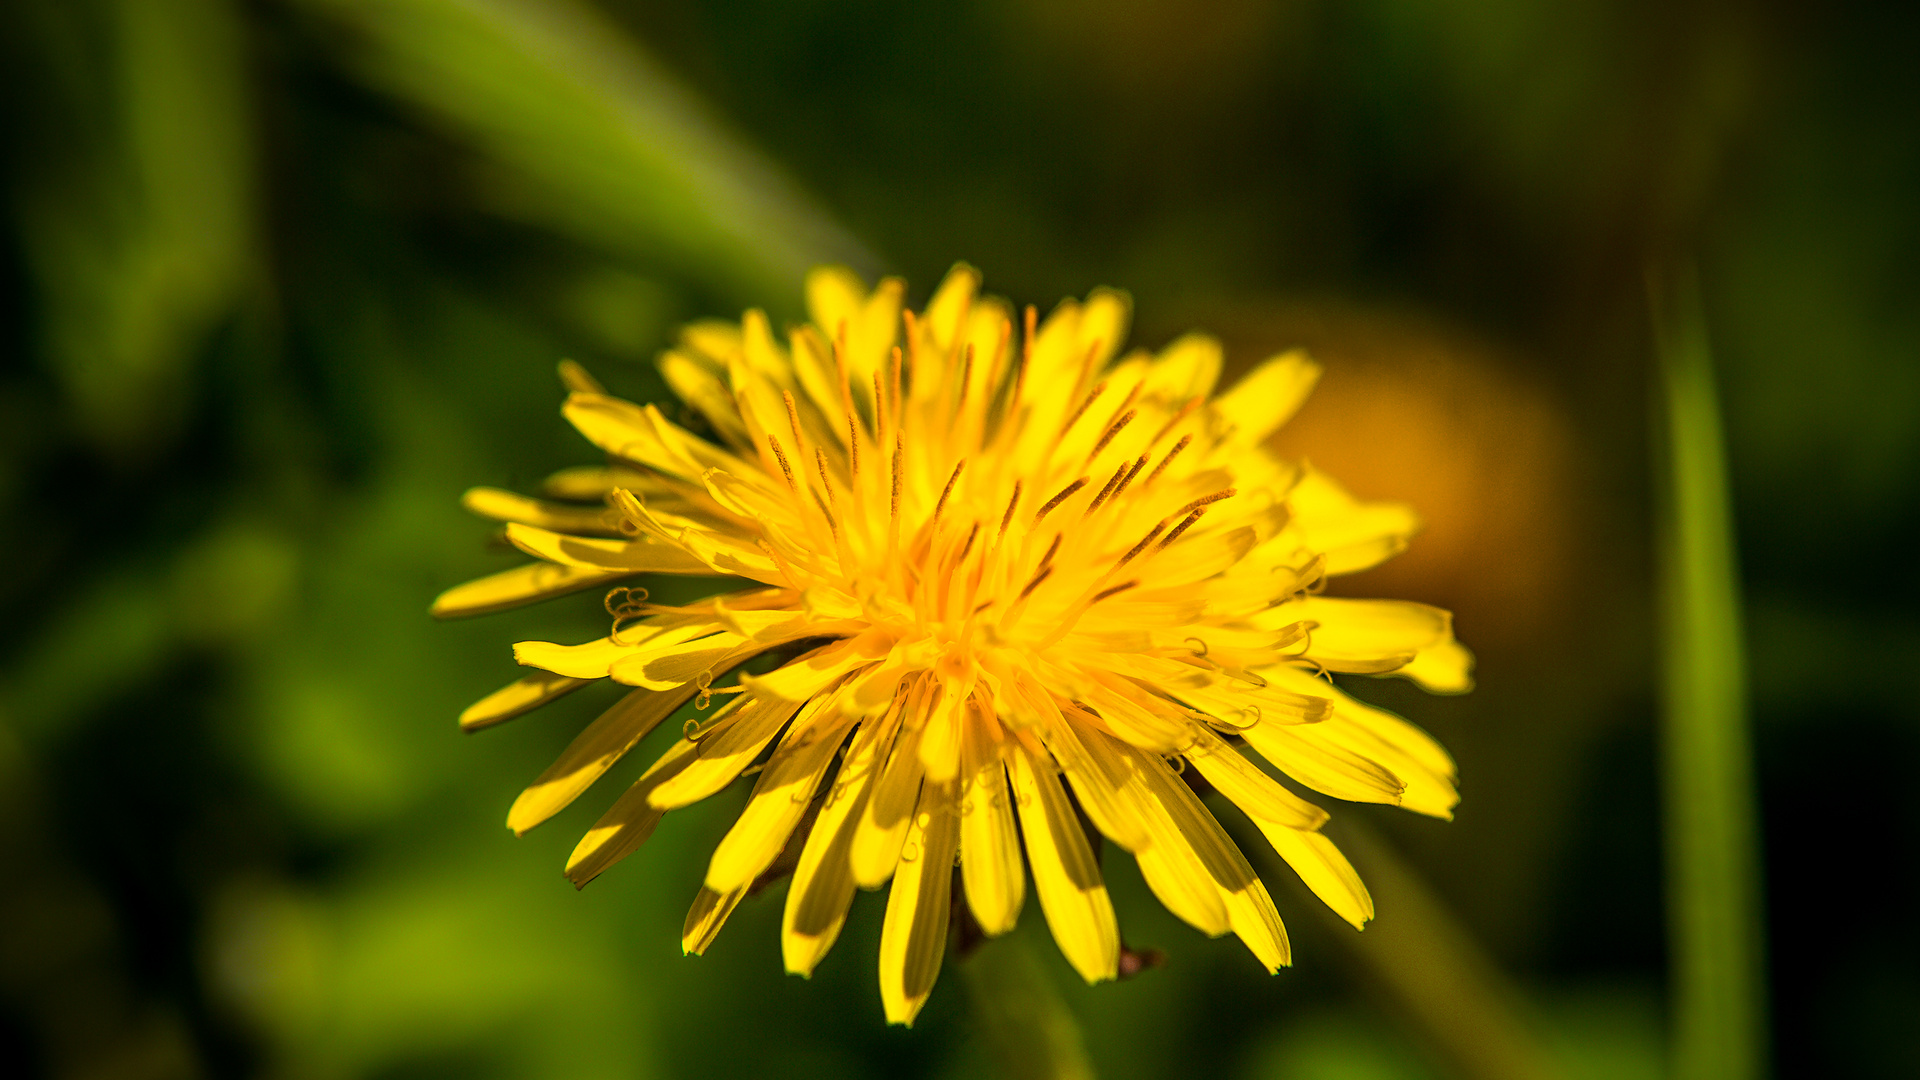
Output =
[{"x1": 2, "y1": 1, "x2": 1915, "y2": 1077}]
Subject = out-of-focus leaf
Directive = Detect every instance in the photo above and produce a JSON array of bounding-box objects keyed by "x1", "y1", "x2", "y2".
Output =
[
  {"x1": 286, "y1": 0, "x2": 878, "y2": 308},
  {"x1": 1249, "y1": 818, "x2": 1563, "y2": 1080},
  {"x1": 13, "y1": 0, "x2": 254, "y2": 454},
  {"x1": 961, "y1": 931, "x2": 1097, "y2": 1080},
  {"x1": 1651, "y1": 272, "x2": 1767, "y2": 1080}
]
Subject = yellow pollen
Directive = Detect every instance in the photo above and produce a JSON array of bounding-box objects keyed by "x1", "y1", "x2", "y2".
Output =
[
  {"x1": 814, "y1": 448, "x2": 837, "y2": 508},
  {"x1": 1109, "y1": 453, "x2": 1149, "y2": 503},
  {"x1": 1059, "y1": 380, "x2": 1107, "y2": 440},
  {"x1": 953, "y1": 521, "x2": 980, "y2": 566},
  {"x1": 1086, "y1": 409, "x2": 1134, "y2": 463},
  {"x1": 1147, "y1": 433, "x2": 1192, "y2": 485},
  {"x1": 1085, "y1": 459, "x2": 1132, "y2": 516},
  {"x1": 1157, "y1": 506, "x2": 1207, "y2": 550},
  {"x1": 890, "y1": 436, "x2": 904, "y2": 520},
  {"x1": 1034, "y1": 477, "x2": 1087, "y2": 524},
  {"x1": 768, "y1": 434, "x2": 797, "y2": 491},
  {"x1": 933, "y1": 459, "x2": 967, "y2": 524},
  {"x1": 1175, "y1": 488, "x2": 1238, "y2": 517},
  {"x1": 1017, "y1": 564, "x2": 1053, "y2": 601},
  {"x1": 1036, "y1": 534, "x2": 1062, "y2": 573},
  {"x1": 1117, "y1": 521, "x2": 1166, "y2": 569}
]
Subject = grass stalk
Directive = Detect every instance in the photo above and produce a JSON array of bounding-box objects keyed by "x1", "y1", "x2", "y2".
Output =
[{"x1": 1651, "y1": 269, "x2": 1769, "y2": 1080}]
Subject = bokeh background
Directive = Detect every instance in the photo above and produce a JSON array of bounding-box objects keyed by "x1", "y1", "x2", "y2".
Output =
[{"x1": 3, "y1": 1, "x2": 1916, "y2": 1077}]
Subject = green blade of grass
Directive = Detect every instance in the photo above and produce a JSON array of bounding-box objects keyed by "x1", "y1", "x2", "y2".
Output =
[
  {"x1": 1651, "y1": 270, "x2": 1769, "y2": 1080},
  {"x1": 11, "y1": 0, "x2": 255, "y2": 454},
  {"x1": 1247, "y1": 818, "x2": 1562, "y2": 1080},
  {"x1": 286, "y1": 0, "x2": 877, "y2": 308},
  {"x1": 960, "y1": 932, "x2": 1098, "y2": 1080}
]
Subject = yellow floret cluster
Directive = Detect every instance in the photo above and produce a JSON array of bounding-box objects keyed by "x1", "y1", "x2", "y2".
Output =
[{"x1": 436, "y1": 265, "x2": 1471, "y2": 1025}]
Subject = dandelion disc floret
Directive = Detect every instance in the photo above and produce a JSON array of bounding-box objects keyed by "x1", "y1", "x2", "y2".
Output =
[{"x1": 435, "y1": 264, "x2": 1473, "y2": 1025}]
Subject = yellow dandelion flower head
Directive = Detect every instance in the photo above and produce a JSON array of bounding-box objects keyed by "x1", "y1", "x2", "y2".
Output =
[{"x1": 436, "y1": 264, "x2": 1473, "y2": 1025}]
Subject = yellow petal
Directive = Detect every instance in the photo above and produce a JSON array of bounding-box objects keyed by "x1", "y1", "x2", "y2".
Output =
[
  {"x1": 851, "y1": 724, "x2": 923, "y2": 887},
  {"x1": 1131, "y1": 749, "x2": 1257, "y2": 897},
  {"x1": 1285, "y1": 465, "x2": 1421, "y2": 576},
  {"x1": 1215, "y1": 349, "x2": 1321, "y2": 445},
  {"x1": 677, "y1": 318, "x2": 744, "y2": 366},
  {"x1": 1085, "y1": 736, "x2": 1228, "y2": 936},
  {"x1": 541, "y1": 464, "x2": 671, "y2": 502},
  {"x1": 1184, "y1": 727, "x2": 1329, "y2": 830},
  {"x1": 879, "y1": 782, "x2": 958, "y2": 1027},
  {"x1": 805, "y1": 265, "x2": 867, "y2": 343},
  {"x1": 1013, "y1": 683, "x2": 1149, "y2": 852},
  {"x1": 1221, "y1": 876, "x2": 1292, "y2": 973},
  {"x1": 1141, "y1": 332, "x2": 1223, "y2": 402},
  {"x1": 1009, "y1": 747, "x2": 1118, "y2": 984},
  {"x1": 608, "y1": 632, "x2": 751, "y2": 690},
  {"x1": 663, "y1": 351, "x2": 754, "y2": 448},
  {"x1": 563, "y1": 392, "x2": 701, "y2": 478},
  {"x1": 805, "y1": 266, "x2": 902, "y2": 408},
  {"x1": 960, "y1": 297, "x2": 1016, "y2": 407},
  {"x1": 1286, "y1": 596, "x2": 1452, "y2": 672},
  {"x1": 1013, "y1": 290, "x2": 1131, "y2": 459},
  {"x1": 738, "y1": 308, "x2": 792, "y2": 383},
  {"x1": 641, "y1": 403, "x2": 753, "y2": 476},
  {"x1": 1078, "y1": 290, "x2": 1131, "y2": 365},
  {"x1": 958, "y1": 716, "x2": 1024, "y2": 937},
  {"x1": 430, "y1": 562, "x2": 629, "y2": 619},
  {"x1": 506, "y1": 683, "x2": 699, "y2": 835},
  {"x1": 458, "y1": 670, "x2": 592, "y2": 733},
  {"x1": 1136, "y1": 523, "x2": 1262, "y2": 588},
  {"x1": 557, "y1": 358, "x2": 605, "y2": 395},
  {"x1": 672, "y1": 524, "x2": 785, "y2": 584},
  {"x1": 646, "y1": 694, "x2": 806, "y2": 810},
  {"x1": 739, "y1": 641, "x2": 864, "y2": 702},
  {"x1": 785, "y1": 325, "x2": 845, "y2": 431},
  {"x1": 682, "y1": 885, "x2": 747, "y2": 955},
  {"x1": 1081, "y1": 678, "x2": 1187, "y2": 752},
  {"x1": 705, "y1": 709, "x2": 853, "y2": 893},
  {"x1": 783, "y1": 721, "x2": 887, "y2": 976},
  {"x1": 1397, "y1": 635, "x2": 1476, "y2": 694},
  {"x1": 513, "y1": 621, "x2": 712, "y2": 679},
  {"x1": 845, "y1": 642, "x2": 916, "y2": 714},
  {"x1": 1251, "y1": 822, "x2": 1373, "y2": 929},
  {"x1": 1134, "y1": 751, "x2": 1290, "y2": 971},
  {"x1": 1237, "y1": 721, "x2": 1406, "y2": 807},
  {"x1": 565, "y1": 735, "x2": 702, "y2": 887},
  {"x1": 1149, "y1": 662, "x2": 1332, "y2": 727},
  {"x1": 1260, "y1": 666, "x2": 1457, "y2": 819},
  {"x1": 460, "y1": 487, "x2": 618, "y2": 534},
  {"x1": 504, "y1": 522, "x2": 714, "y2": 574},
  {"x1": 921, "y1": 263, "x2": 981, "y2": 354},
  {"x1": 915, "y1": 681, "x2": 967, "y2": 783}
]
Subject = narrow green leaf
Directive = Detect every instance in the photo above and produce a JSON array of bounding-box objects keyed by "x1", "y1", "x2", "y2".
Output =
[
  {"x1": 14, "y1": 0, "x2": 255, "y2": 452},
  {"x1": 1651, "y1": 269, "x2": 1769, "y2": 1080},
  {"x1": 1250, "y1": 818, "x2": 1561, "y2": 1080},
  {"x1": 286, "y1": 0, "x2": 878, "y2": 307},
  {"x1": 961, "y1": 931, "x2": 1098, "y2": 1080}
]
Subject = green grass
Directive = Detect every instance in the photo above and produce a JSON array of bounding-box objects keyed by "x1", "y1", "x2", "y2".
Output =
[{"x1": 1652, "y1": 271, "x2": 1769, "y2": 1080}]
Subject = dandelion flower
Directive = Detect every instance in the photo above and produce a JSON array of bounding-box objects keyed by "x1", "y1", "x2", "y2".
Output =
[{"x1": 436, "y1": 265, "x2": 1473, "y2": 1025}]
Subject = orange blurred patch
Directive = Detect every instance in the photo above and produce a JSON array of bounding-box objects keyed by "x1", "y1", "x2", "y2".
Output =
[{"x1": 1218, "y1": 303, "x2": 1580, "y2": 648}]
